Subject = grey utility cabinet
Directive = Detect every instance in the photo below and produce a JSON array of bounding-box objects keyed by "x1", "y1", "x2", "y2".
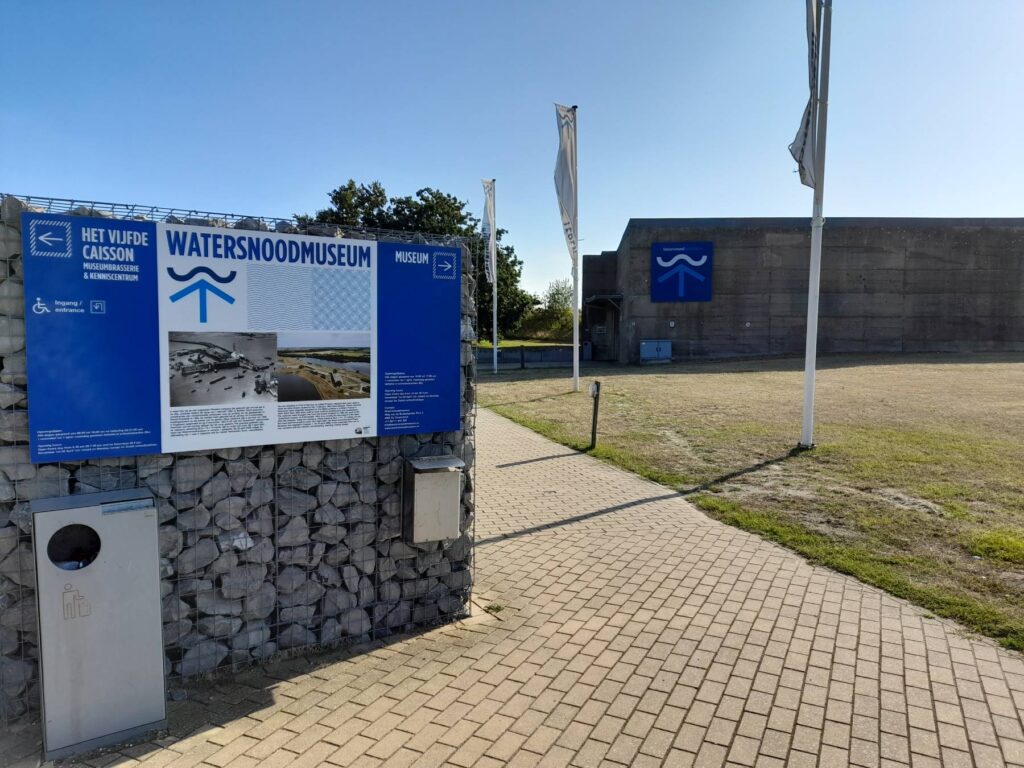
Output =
[
  {"x1": 403, "y1": 456, "x2": 465, "y2": 543},
  {"x1": 32, "y1": 489, "x2": 166, "y2": 761}
]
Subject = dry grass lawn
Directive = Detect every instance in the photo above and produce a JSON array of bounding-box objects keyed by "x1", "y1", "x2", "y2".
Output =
[{"x1": 479, "y1": 353, "x2": 1024, "y2": 649}]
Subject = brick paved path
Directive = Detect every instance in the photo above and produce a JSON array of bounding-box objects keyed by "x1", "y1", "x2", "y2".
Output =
[{"x1": 5, "y1": 409, "x2": 1024, "y2": 767}]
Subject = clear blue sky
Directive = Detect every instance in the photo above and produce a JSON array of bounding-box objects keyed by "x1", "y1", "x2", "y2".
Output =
[{"x1": 3, "y1": 1, "x2": 1022, "y2": 295}]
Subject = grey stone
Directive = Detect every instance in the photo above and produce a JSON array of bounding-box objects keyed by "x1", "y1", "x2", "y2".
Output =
[
  {"x1": 213, "y1": 512, "x2": 242, "y2": 531},
  {"x1": 177, "y1": 641, "x2": 228, "y2": 677},
  {"x1": 277, "y1": 624, "x2": 316, "y2": 650},
  {"x1": 316, "y1": 561, "x2": 342, "y2": 587},
  {"x1": 358, "y1": 576, "x2": 374, "y2": 606},
  {"x1": 173, "y1": 456, "x2": 217, "y2": 493},
  {"x1": 331, "y1": 484, "x2": 357, "y2": 507},
  {"x1": 438, "y1": 594, "x2": 466, "y2": 614},
  {"x1": 138, "y1": 454, "x2": 174, "y2": 478},
  {"x1": 314, "y1": 504, "x2": 344, "y2": 525},
  {"x1": 0, "y1": 597, "x2": 35, "y2": 630},
  {"x1": 378, "y1": 581, "x2": 401, "y2": 603},
  {"x1": 207, "y1": 551, "x2": 239, "y2": 575},
  {"x1": 279, "y1": 580, "x2": 324, "y2": 608},
  {"x1": 348, "y1": 462, "x2": 375, "y2": 482},
  {"x1": 196, "y1": 589, "x2": 242, "y2": 617},
  {"x1": 212, "y1": 496, "x2": 246, "y2": 519},
  {"x1": 253, "y1": 641, "x2": 277, "y2": 659},
  {"x1": 338, "y1": 608, "x2": 371, "y2": 636},
  {"x1": 0, "y1": 625, "x2": 18, "y2": 655},
  {"x1": 386, "y1": 601, "x2": 412, "y2": 629},
  {"x1": 275, "y1": 566, "x2": 307, "y2": 593},
  {"x1": 258, "y1": 455, "x2": 275, "y2": 478},
  {"x1": 324, "y1": 453, "x2": 349, "y2": 472},
  {"x1": 377, "y1": 557, "x2": 397, "y2": 582},
  {"x1": 279, "y1": 466, "x2": 321, "y2": 491},
  {"x1": 276, "y1": 487, "x2": 316, "y2": 516},
  {"x1": 0, "y1": 446, "x2": 32, "y2": 480},
  {"x1": 278, "y1": 542, "x2": 324, "y2": 567},
  {"x1": 320, "y1": 618, "x2": 341, "y2": 645},
  {"x1": 176, "y1": 505, "x2": 211, "y2": 530},
  {"x1": 161, "y1": 597, "x2": 190, "y2": 623},
  {"x1": 0, "y1": 525, "x2": 18, "y2": 558},
  {"x1": 323, "y1": 588, "x2": 357, "y2": 615},
  {"x1": 357, "y1": 482, "x2": 377, "y2": 504},
  {"x1": 0, "y1": 383, "x2": 25, "y2": 409},
  {"x1": 226, "y1": 460, "x2": 258, "y2": 492},
  {"x1": 316, "y1": 482, "x2": 338, "y2": 506},
  {"x1": 234, "y1": 217, "x2": 268, "y2": 232},
  {"x1": 215, "y1": 447, "x2": 242, "y2": 461},
  {"x1": 247, "y1": 478, "x2": 274, "y2": 507},
  {"x1": 144, "y1": 468, "x2": 173, "y2": 497},
  {"x1": 378, "y1": 458, "x2": 403, "y2": 484},
  {"x1": 1, "y1": 353, "x2": 26, "y2": 386},
  {"x1": 351, "y1": 546, "x2": 375, "y2": 575},
  {"x1": 0, "y1": 279, "x2": 24, "y2": 319},
  {"x1": 277, "y1": 516, "x2": 309, "y2": 547},
  {"x1": 346, "y1": 445, "x2": 374, "y2": 463},
  {"x1": 342, "y1": 564, "x2": 360, "y2": 593},
  {"x1": 198, "y1": 615, "x2": 242, "y2": 638},
  {"x1": 0, "y1": 317, "x2": 25, "y2": 354},
  {"x1": 241, "y1": 582, "x2": 277, "y2": 620},
  {"x1": 200, "y1": 473, "x2": 231, "y2": 507},
  {"x1": 0, "y1": 544, "x2": 34, "y2": 586},
  {"x1": 158, "y1": 526, "x2": 184, "y2": 558},
  {"x1": 277, "y1": 450, "x2": 301, "y2": 474},
  {"x1": 312, "y1": 525, "x2": 346, "y2": 544},
  {"x1": 346, "y1": 522, "x2": 376, "y2": 549},
  {"x1": 346, "y1": 504, "x2": 377, "y2": 524},
  {"x1": 323, "y1": 543, "x2": 351, "y2": 567},
  {"x1": 230, "y1": 621, "x2": 271, "y2": 650},
  {"x1": 280, "y1": 605, "x2": 316, "y2": 623},
  {"x1": 390, "y1": 541, "x2": 417, "y2": 559},
  {"x1": 302, "y1": 443, "x2": 324, "y2": 469},
  {"x1": 164, "y1": 620, "x2": 192, "y2": 647},
  {"x1": 17, "y1": 465, "x2": 69, "y2": 499},
  {"x1": 217, "y1": 529, "x2": 254, "y2": 552},
  {"x1": 244, "y1": 505, "x2": 273, "y2": 536},
  {"x1": 240, "y1": 536, "x2": 274, "y2": 564},
  {"x1": 175, "y1": 578, "x2": 214, "y2": 597},
  {"x1": 219, "y1": 564, "x2": 267, "y2": 598},
  {"x1": 75, "y1": 465, "x2": 135, "y2": 491}
]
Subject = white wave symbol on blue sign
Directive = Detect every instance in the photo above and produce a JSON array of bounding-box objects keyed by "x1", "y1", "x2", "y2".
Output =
[{"x1": 656, "y1": 251, "x2": 707, "y2": 268}]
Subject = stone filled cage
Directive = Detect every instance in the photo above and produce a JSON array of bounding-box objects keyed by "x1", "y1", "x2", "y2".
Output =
[{"x1": 0, "y1": 193, "x2": 480, "y2": 728}]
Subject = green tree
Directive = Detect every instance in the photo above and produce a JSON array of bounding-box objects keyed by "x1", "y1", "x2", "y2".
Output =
[
  {"x1": 301, "y1": 179, "x2": 536, "y2": 338},
  {"x1": 542, "y1": 278, "x2": 574, "y2": 311}
]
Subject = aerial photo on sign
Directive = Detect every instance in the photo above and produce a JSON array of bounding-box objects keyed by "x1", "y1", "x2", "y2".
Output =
[
  {"x1": 275, "y1": 331, "x2": 371, "y2": 403},
  {"x1": 168, "y1": 331, "x2": 277, "y2": 407}
]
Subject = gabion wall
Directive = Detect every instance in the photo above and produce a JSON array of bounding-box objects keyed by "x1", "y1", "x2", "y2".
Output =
[{"x1": 0, "y1": 195, "x2": 477, "y2": 726}]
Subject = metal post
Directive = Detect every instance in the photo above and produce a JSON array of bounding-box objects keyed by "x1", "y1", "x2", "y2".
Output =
[
  {"x1": 491, "y1": 180, "x2": 498, "y2": 375},
  {"x1": 799, "y1": 0, "x2": 832, "y2": 449},
  {"x1": 571, "y1": 106, "x2": 581, "y2": 393},
  {"x1": 589, "y1": 380, "x2": 601, "y2": 451}
]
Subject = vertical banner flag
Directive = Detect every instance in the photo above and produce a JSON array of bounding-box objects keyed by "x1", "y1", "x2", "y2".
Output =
[
  {"x1": 789, "y1": 0, "x2": 820, "y2": 188},
  {"x1": 481, "y1": 179, "x2": 497, "y2": 284},
  {"x1": 553, "y1": 104, "x2": 578, "y2": 267}
]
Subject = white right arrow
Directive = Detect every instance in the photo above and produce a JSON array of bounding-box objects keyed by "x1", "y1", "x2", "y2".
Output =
[{"x1": 38, "y1": 232, "x2": 63, "y2": 247}]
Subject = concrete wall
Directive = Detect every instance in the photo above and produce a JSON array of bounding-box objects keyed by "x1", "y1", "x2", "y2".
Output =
[
  {"x1": 0, "y1": 196, "x2": 477, "y2": 726},
  {"x1": 587, "y1": 218, "x2": 1024, "y2": 363}
]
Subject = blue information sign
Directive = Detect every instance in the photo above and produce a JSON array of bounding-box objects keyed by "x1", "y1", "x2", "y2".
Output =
[
  {"x1": 650, "y1": 241, "x2": 713, "y2": 303},
  {"x1": 22, "y1": 213, "x2": 462, "y2": 462}
]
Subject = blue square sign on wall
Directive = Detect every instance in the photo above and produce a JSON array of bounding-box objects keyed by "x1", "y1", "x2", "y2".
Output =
[{"x1": 650, "y1": 242, "x2": 713, "y2": 303}]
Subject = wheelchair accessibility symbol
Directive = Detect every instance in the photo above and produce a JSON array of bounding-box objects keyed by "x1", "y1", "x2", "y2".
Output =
[{"x1": 32, "y1": 298, "x2": 50, "y2": 315}]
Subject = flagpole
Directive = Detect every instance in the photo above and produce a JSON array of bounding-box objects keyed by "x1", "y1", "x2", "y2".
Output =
[
  {"x1": 571, "y1": 105, "x2": 580, "y2": 393},
  {"x1": 491, "y1": 180, "x2": 498, "y2": 375},
  {"x1": 799, "y1": 0, "x2": 832, "y2": 448}
]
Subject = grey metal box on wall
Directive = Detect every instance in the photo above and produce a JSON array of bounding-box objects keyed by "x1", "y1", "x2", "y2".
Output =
[
  {"x1": 32, "y1": 490, "x2": 166, "y2": 762},
  {"x1": 402, "y1": 457, "x2": 465, "y2": 543}
]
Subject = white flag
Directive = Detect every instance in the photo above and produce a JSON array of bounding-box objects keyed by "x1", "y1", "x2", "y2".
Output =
[
  {"x1": 481, "y1": 179, "x2": 497, "y2": 284},
  {"x1": 789, "y1": 0, "x2": 819, "y2": 188},
  {"x1": 553, "y1": 104, "x2": 578, "y2": 267}
]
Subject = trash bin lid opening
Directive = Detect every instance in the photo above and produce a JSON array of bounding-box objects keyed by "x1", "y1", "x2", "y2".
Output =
[{"x1": 47, "y1": 523, "x2": 101, "y2": 570}]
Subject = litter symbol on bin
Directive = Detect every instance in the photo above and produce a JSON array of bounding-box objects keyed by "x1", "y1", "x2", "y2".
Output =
[{"x1": 62, "y1": 584, "x2": 91, "y2": 620}]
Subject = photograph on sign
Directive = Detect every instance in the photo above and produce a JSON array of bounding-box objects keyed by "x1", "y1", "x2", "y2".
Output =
[
  {"x1": 275, "y1": 331, "x2": 371, "y2": 403},
  {"x1": 168, "y1": 331, "x2": 277, "y2": 407}
]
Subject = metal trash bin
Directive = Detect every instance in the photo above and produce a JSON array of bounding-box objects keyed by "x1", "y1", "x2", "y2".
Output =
[
  {"x1": 32, "y1": 489, "x2": 166, "y2": 761},
  {"x1": 402, "y1": 456, "x2": 465, "y2": 543}
]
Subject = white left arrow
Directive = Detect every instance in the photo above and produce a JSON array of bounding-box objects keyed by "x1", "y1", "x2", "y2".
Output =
[{"x1": 38, "y1": 232, "x2": 63, "y2": 247}]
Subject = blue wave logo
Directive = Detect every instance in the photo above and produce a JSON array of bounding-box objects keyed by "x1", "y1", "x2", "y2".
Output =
[{"x1": 167, "y1": 267, "x2": 236, "y2": 323}]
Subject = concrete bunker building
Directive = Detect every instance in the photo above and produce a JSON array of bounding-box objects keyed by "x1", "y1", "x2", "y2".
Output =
[{"x1": 583, "y1": 217, "x2": 1024, "y2": 363}]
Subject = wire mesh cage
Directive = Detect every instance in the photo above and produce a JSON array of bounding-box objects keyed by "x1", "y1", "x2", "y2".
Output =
[{"x1": 0, "y1": 193, "x2": 480, "y2": 727}]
